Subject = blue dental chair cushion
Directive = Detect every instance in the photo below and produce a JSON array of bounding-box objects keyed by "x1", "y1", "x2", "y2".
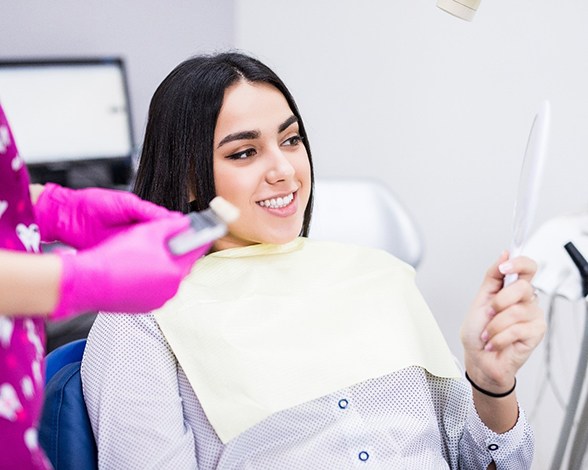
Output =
[{"x1": 39, "y1": 360, "x2": 97, "y2": 469}]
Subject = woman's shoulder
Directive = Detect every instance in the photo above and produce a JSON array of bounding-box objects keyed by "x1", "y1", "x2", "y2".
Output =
[
  {"x1": 83, "y1": 312, "x2": 169, "y2": 361},
  {"x1": 81, "y1": 312, "x2": 176, "y2": 386},
  {"x1": 89, "y1": 311, "x2": 161, "y2": 337}
]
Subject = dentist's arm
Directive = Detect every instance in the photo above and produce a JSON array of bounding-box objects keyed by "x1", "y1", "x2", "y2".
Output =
[
  {"x1": 0, "y1": 249, "x2": 61, "y2": 315},
  {"x1": 0, "y1": 216, "x2": 211, "y2": 318}
]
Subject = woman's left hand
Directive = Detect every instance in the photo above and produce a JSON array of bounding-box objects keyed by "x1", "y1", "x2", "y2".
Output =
[{"x1": 461, "y1": 252, "x2": 546, "y2": 395}]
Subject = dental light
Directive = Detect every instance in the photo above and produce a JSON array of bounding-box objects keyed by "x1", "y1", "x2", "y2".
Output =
[{"x1": 437, "y1": 0, "x2": 481, "y2": 21}]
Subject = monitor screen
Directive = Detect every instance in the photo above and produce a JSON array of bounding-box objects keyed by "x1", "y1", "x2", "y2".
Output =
[{"x1": 0, "y1": 58, "x2": 134, "y2": 186}]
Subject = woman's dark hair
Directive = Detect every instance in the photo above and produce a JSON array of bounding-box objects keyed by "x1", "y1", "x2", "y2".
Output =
[{"x1": 133, "y1": 51, "x2": 314, "y2": 236}]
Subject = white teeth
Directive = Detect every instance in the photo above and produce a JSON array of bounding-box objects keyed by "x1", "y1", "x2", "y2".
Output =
[{"x1": 259, "y1": 193, "x2": 294, "y2": 209}]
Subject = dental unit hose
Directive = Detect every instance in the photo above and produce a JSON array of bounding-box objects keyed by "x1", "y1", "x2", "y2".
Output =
[{"x1": 564, "y1": 242, "x2": 588, "y2": 298}]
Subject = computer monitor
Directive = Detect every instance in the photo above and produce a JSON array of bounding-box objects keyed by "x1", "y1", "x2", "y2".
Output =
[{"x1": 0, "y1": 57, "x2": 135, "y2": 188}]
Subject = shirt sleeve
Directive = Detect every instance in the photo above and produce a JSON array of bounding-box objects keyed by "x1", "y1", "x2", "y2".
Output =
[
  {"x1": 460, "y1": 399, "x2": 534, "y2": 470},
  {"x1": 427, "y1": 365, "x2": 534, "y2": 470},
  {"x1": 80, "y1": 313, "x2": 198, "y2": 470}
]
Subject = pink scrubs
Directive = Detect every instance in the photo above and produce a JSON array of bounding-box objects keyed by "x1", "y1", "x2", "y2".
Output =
[{"x1": 0, "y1": 102, "x2": 52, "y2": 469}]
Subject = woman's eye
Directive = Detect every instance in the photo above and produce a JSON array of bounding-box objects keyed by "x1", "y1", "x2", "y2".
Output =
[
  {"x1": 226, "y1": 148, "x2": 256, "y2": 160},
  {"x1": 282, "y1": 135, "x2": 303, "y2": 147}
]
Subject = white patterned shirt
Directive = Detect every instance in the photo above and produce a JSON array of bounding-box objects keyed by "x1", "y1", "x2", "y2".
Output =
[{"x1": 81, "y1": 313, "x2": 534, "y2": 470}]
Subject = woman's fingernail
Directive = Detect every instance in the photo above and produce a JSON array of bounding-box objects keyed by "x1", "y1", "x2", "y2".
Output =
[
  {"x1": 486, "y1": 307, "x2": 496, "y2": 317},
  {"x1": 498, "y1": 261, "x2": 513, "y2": 274},
  {"x1": 480, "y1": 330, "x2": 489, "y2": 342},
  {"x1": 484, "y1": 342, "x2": 494, "y2": 351}
]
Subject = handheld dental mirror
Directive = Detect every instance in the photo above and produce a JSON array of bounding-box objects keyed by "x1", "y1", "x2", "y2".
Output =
[{"x1": 503, "y1": 100, "x2": 551, "y2": 287}]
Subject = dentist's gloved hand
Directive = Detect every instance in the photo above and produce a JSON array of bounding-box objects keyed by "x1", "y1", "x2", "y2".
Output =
[
  {"x1": 33, "y1": 183, "x2": 173, "y2": 250},
  {"x1": 50, "y1": 215, "x2": 211, "y2": 319}
]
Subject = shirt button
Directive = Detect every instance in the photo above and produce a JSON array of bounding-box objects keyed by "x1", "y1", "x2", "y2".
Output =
[
  {"x1": 338, "y1": 398, "x2": 349, "y2": 409},
  {"x1": 358, "y1": 451, "x2": 369, "y2": 462},
  {"x1": 488, "y1": 443, "x2": 499, "y2": 451}
]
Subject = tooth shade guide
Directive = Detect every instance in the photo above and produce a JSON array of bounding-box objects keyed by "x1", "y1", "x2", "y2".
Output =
[{"x1": 209, "y1": 196, "x2": 240, "y2": 224}]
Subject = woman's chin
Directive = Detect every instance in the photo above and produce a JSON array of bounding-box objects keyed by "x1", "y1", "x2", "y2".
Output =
[{"x1": 253, "y1": 230, "x2": 301, "y2": 246}]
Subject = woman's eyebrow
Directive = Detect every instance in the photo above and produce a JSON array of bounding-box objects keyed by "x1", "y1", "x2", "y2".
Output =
[
  {"x1": 278, "y1": 115, "x2": 298, "y2": 133},
  {"x1": 217, "y1": 115, "x2": 298, "y2": 149},
  {"x1": 217, "y1": 130, "x2": 260, "y2": 148}
]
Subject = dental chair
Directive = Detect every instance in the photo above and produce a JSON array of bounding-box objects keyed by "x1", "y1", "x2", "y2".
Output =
[
  {"x1": 39, "y1": 338, "x2": 97, "y2": 469},
  {"x1": 309, "y1": 177, "x2": 423, "y2": 268}
]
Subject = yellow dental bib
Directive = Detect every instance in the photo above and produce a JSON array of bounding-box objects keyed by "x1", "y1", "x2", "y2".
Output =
[{"x1": 154, "y1": 238, "x2": 459, "y2": 443}]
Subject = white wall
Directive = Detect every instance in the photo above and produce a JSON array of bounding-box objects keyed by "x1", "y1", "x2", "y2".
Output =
[
  {"x1": 0, "y1": 0, "x2": 235, "y2": 148},
  {"x1": 236, "y1": 1, "x2": 588, "y2": 468}
]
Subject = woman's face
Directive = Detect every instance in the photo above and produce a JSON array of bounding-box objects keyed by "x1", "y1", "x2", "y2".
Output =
[{"x1": 212, "y1": 80, "x2": 311, "y2": 251}]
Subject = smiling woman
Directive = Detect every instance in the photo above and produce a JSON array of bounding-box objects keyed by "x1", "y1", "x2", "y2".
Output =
[
  {"x1": 212, "y1": 81, "x2": 312, "y2": 249},
  {"x1": 81, "y1": 51, "x2": 544, "y2": 470},
  {"x1": 132, "y1": 53, "x2": 315, "y2": 239}
]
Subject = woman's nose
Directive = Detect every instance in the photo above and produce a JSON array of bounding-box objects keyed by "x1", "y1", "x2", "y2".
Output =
[{"x1": 265, "y1": 149, "x2": 295, "y2": 184}]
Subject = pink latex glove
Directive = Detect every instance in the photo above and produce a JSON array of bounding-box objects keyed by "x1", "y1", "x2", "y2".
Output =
[
  {"x1": 34, "y1": 183, "x2": 172, "y2": 250},
  {"x1": 51, "y1": 215, "x2": 211, "y2": 319}
]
